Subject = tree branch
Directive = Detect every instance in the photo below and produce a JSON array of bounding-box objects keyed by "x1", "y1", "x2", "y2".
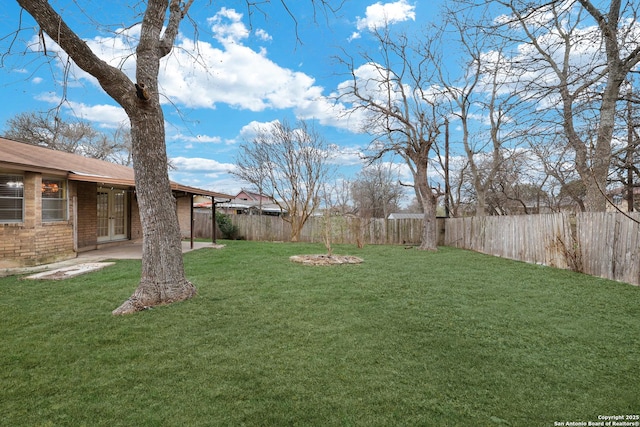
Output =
[
  {"x1": 160, "y1": 0, "x2": 195, "y2": 57},
  {"x1": 16, "y1": 0, "x2": 133, "y2": 108}
]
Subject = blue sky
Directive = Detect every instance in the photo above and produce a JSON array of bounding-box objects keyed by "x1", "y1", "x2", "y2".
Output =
[
  {"x1": 3, "y1": 1, "x2": 636, "y2": 206},
  {"x1": 0, "y1": 0, "x2": 444, "y2": 199}
]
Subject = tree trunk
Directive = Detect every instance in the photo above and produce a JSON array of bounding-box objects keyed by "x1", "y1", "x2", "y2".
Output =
[
  {"x1": 419, "y1": 193, "x2": 438, "y2": 251},
  {"x1": 415, "y1": 164, "x2": 438, "y2": 251},
  {"x1": 112, "y1": 105, "x2": 196, "y2": 315},
  {"x1": 289, "y1": 214, "x2": 300, "y2": 242},
  {"x1": 583, "y1": 70, "x2": 623, "y2": 212},
  {"x1": 475, "y1": 187, "x2": 487, "y2": 217},
  {"x1": 111, "y1": 0, "x2": 196, "y2": 315}
]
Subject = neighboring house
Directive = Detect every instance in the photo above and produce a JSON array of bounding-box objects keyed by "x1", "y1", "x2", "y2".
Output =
[
  {"x1": 0, "y1": 137, "x2": 232, "y2": 268},
  {"x1": 388, "y1": 213, "x2": 424, "y2": 220},
  {"x1": 217, "y1": 189, "x2": 286, "y2": 216},
  {"x1": 193, "y1": 194, "x2": 233, "y2": 209}
]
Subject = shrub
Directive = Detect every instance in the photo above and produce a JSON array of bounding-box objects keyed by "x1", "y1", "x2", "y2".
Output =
[{"x1": 215, "y1": 212, "x2": 240, "y2": 239}]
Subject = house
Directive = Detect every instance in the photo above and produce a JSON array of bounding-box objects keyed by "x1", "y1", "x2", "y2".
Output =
[
  {"x1": 0, "y1": 137, "x2": 233, "y2": 268},
  {"x1": 388, "y1": 213, "x2": 424, "y2": 220},
  {"x1": 192, "y1": 194, "x2": 232, "y2": 209},
  {"x1": 217, "y1": 189, "x2": 287, "y2": 216}
]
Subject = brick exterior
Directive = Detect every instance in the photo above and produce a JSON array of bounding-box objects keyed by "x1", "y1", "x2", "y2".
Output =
[
  {"x1": 76, "y1": 182, "x2": 97, "y2": 251},
  {"x1": 176, "y1": 194, "x2": 193, "y2": 239},
  {"x1": 1, "y1": 173, "x2": 195, "y2": 268},
  {"x1": 0, "y1": 172, "x2": 75, "y2": 268}
]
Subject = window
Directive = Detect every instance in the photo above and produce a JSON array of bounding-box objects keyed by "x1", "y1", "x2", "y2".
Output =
[
  {"x1": 42, "y1": 178, "x2": 67, "y2": 221},
  {"x1": 0, "y1": 174, "x2": 24, "y2": 222}
]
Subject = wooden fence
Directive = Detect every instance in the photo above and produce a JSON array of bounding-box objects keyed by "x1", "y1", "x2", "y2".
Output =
[
  {"x1": 576, "y1": 212, "x2": 640, "y2": 286},
  {"x1": 193, "y1": 210, "x2": 640, "y2": 286},
  {"x1": 193, "y1": 211, "x2": 441, "y2": 246},
  {"x1": 444, "y1": 213, "x2": 574, "y2": 269},
  {"x1": 445, "y1": 212, "x2": 640, "y2": 286}
]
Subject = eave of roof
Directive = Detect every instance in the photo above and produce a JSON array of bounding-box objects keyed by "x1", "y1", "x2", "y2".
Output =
[
  {"x1": 1, "y1": 137, "x2": 234, "y2": 199},
  {"x1": 67, "y1": 172, "x2": 136, "y2": 187}
]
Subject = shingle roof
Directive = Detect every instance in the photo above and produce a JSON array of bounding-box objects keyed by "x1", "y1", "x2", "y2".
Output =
[{"x1": 0, "y1": 137, "x2": 233, "y2": 198}]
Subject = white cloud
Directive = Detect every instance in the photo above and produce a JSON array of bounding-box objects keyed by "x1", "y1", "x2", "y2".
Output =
[
  {"x1": 255, "y1": 29, "x2": 272, "y2": 42},
  {"x1": 64, "y1": 102, "x2": 128, "y2": 127},
  {"x1": 326, "y1": 62, "x2": 405, "y2": 132},
  {"x1": 27, "y1": 7, "x2": 364, "y2": 135},
  {"x1": 171, "y1": 156, "x2": 235, "y2": 173},
  {"x1": 329, "y1": 147, "x2": 367, "y2": 166},
  {"x1": 238, "y1": 120, "x2": 280, "y2": 141},
  {"x1": 169, "y1": 133, "x2": 222, "y2": 144},
  {"x1": 208, "y1": 7, "x2": 250, "y2": 45},
  {"x1": 347, "y1": 32, "x2": 361, "y2": 42},
  {"x1": 34, "y1": 92, "x2": 128, "y2": 127},
  {"x1": 352, "y1": 0, "x2": 416, "y2": 39},
  {"x1": 157, "y1": 8, "x2": 349, "y2": 128},
  {"x1": 32, "y1": 77, "x2": 43, "y2": 84}
]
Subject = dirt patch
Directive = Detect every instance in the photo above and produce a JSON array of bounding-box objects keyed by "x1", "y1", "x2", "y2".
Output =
[{"x1": 289, "y1": 254, "x2": 363, "y2": 266}]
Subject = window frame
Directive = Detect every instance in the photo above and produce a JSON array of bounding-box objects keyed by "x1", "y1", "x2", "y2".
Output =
[
  {"x1": 0, "y1": 174, "x2": 25, "y2": 223},
  {"x1": 41, "y1": 177, "x2": 68, "y2": 222}
]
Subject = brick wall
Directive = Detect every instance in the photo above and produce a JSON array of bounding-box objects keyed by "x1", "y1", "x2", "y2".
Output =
[
  {"x1": 176, "y1": 194, "x2": 193, "y2": 238},
  {"x1": 123, "y1": 193, "x2": 190, "y2": 241},
  {"x1": 76, "y1": 182, "x2": 97, "y2": 251},
  {"x1": 34, "y1": 222, "x2": 75, "y2": 265},
  {"x1": 0, "y1": 172, "x2": 75, "y2": 268},
  {"x1": 0, "y1": 225, "x2": 36, "y2": 268}
]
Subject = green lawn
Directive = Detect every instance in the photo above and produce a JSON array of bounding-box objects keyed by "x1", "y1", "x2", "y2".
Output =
[{"x1": 1, "y1": 241, "x2": 638, "y2": 426}]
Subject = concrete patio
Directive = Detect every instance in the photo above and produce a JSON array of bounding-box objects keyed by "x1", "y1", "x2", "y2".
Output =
[
  {"x1": 1, "y1": 241, "x2": 223, "y2": 278},
  {"x1": 77, "y1": 240, "x2": 219, "y2": 261}
]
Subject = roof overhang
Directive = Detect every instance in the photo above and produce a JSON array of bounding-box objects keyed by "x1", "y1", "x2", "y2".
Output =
[
  {"x1": 68, "y1": 172, "x2": 136, "y2": 187},
  {"x1": 1, "y1": 138, "x2": 235, "y2": 200},
  {"x1": 0, "y1": 161, "x2": 69, "y2": 177},
  {"x1": 68, "y1": 172, "x2": 233, "y2": 199}
]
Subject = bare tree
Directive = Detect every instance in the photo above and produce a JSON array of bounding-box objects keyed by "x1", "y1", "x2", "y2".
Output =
[
  {"x1": 5, "y1": 111, "x2": 95, "y2": 153},
  {"x1": 233, "y1": 119, "x2": 336, "y2": 242},
  {"x1": 350, "y1": 161, "x2": 403, "y2": 219},
  {"x1": 484, "y1": 152, "x2": 550, "y2": 215},
  {"x1": 330, "y1": 176, "x2": 357, "y2": 216},
  {"x1": 530, "y1": 133, "x2": 586, "y2": 212},
  {"x1": 14, "y1": 0, "x2": 339, "y2": 314},
  {"x1": 337, "y1": 26, "x2": 443, "y2": 250},
  {"x1": 106, "y1": 124, "x2": 134, "y2": 167},
  {"x1": 611, "y1": 87, "x2": 640, "y2": 212},
  {"x1": 321, "y1": 176, "x2": 373, "y2": 249},
  {"x1": 431, "y1": 9, "x2": 527, "y2": 217},
  {"x1": 4, "y1": 111, "x2": 132, "y2": 164},
  {"x1": 474, "y1": 0, "x2": 640, "y2": 212}
]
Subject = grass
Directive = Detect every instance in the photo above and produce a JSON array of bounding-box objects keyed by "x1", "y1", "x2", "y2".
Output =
[{"x1": 1, "y1": 241, "x2": 639, "y2": 426}]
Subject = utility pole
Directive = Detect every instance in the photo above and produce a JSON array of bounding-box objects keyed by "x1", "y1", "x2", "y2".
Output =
[
  {"x1": 444, "y1": 118, "x2": 451, "y2": 218},
  {"x1": 626, "y1": 95, "x2": 635, "y2": 212}
]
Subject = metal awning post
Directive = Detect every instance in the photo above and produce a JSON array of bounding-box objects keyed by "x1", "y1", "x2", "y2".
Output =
[
  {"x1": 190, "y1": 194, "x2": 194, "y2": 249},
  {"x1": 212, "y1": 199, "x2": 217, "y2": 244}
]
